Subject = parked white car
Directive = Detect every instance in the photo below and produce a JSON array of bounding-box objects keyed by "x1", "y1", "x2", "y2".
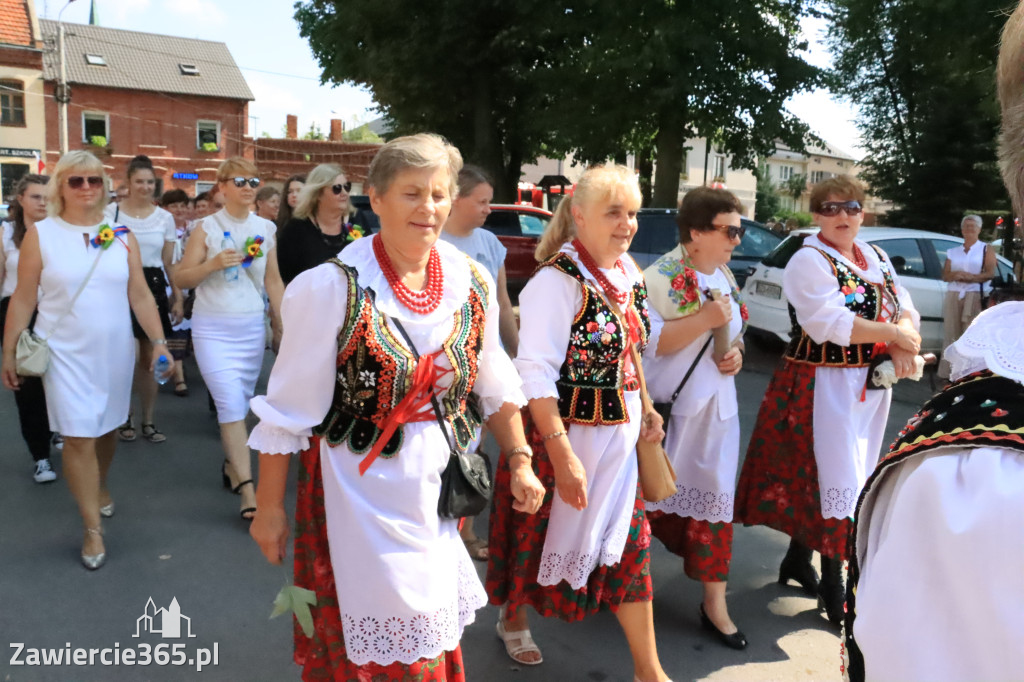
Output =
[{"x1": 742, "y1": 227, "x2": 1018, "y2": 353}]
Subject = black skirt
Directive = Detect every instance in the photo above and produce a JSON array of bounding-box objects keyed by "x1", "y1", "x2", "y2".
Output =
[{"x1": 131, "y1": 267, "x2": 174, "y2": 341}]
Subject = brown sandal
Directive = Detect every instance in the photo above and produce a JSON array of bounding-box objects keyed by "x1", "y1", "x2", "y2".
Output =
[
  {"x1": 463, "y1": 537, "x2": 489, "y2": 562},
  {"x1": 141, "y1": 423, "x2": 166, "y2": 443}
]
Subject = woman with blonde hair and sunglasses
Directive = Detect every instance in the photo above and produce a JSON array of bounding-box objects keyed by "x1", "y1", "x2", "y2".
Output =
[
  {"x1": 486, "y1": 164, "x2": 673, "y2": 682},
  {"x1": 1, "y1": 150, "x2": 173, "y2": 569},
  {"x1": 276, "y1": 163, "x2": 364, "y2": 285},
  {"x1": 735, "y1": 175, "x2": 921, "y2": 626},
  {"x1": 175, "y1": 157, "x2": 284, "y2": 522}
]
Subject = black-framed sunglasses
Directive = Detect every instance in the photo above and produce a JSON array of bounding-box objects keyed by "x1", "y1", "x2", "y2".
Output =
[
  {"x1": 711, "y1": 223, "x2": 746, "y2": 240},
  {"x1": 67, "y1": 175, "x2": 104, "y2": 189},
  {"x1": 817, "y1": 200, "x2": 862, "y2": 217},
  {"x1": 231, "y1": 177, "x2": 261, "y2": 188},
  {"x1": 331, "y1": 181, "x2": 352, "y2": 195}
]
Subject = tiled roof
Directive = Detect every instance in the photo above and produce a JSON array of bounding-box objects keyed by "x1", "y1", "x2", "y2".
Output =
[
  {"x1": 0, "y1": 0, "x2": 35, "y2": 47},
  {"x1": 39, "y1": 19, "x2": 253, "y2": 101}
]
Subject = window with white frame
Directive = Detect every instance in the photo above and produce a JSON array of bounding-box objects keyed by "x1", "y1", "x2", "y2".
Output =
[
  {"x1": 0, "y1": 80, "x2": 26, "y2": 126},
  {"x1": 713, "y1": 155, "x2": 726, "y2": 180},
  {"x1": 197, "y1": 120, "x2": 220, "y2": 150},
  {"x1": 778, "y1": 165, "x2": 794, "y2": 181},
  {"x1": 82, "y1": 111, "x2": 109, "y2": 144}
]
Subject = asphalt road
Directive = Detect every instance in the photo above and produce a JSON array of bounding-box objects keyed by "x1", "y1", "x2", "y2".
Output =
[{"x1": 0, "y1": 335, "x2": 935, "y2": 682}]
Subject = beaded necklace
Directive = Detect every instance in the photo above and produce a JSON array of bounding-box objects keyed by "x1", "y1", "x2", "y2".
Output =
[
  {"x1": 372, "y1": 235, "x2": 444, "y2": 315},
  {"x1": 818, "y1": 233, "x2": 868, "y2": 270},
  {"x1": 572, "y1": 239, "x2": 628, "y2": 304}
]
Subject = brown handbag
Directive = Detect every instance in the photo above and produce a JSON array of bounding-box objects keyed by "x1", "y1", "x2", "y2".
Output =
[{"x1": 627, "y1": 343, "x2": 679, "y2": 503}]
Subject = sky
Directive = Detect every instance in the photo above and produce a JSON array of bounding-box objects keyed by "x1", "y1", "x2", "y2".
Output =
[{"x1": 39, "y1": 0, "x2": 863, "y2": 159}]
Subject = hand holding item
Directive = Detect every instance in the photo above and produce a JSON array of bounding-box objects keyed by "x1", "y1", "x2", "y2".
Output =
[
  {"x1": 250, "y1": 505, "x2": 290, "y2": 565},
  {"x1": 892, "y1": 323, "x2": 922, "y2": 355},
  {"x1": 708, "y1": 289, "x2": 733, "y2": 361},
  {"x1": 212, "y1": 248, "x2": 243, "y2": 271},
  {"x1": 639, "y1": 408, "x2": 665, "y2": 444},
  {"x1": 701, "y1": 295, "x2": 732, "y2": 330},
  {"x1": 716, "y1": 347, "x2": 743, "y2": 376}
]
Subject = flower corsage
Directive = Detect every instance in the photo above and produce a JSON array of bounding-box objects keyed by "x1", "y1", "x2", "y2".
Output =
[
  {"x1": 242, "y1": 236, "x2": 265, "y2": 268},
  {"x1": 91, "y1": 224, "x2": 130, "y2": 250},
  {"x1": 343, "y1": 222, "x2": 364, "y2": 242}
]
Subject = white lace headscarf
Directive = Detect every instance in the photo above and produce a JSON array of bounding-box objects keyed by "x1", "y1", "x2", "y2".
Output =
[{"x1": 944, "y1": 301, "x2": 1024, "y2": 384}]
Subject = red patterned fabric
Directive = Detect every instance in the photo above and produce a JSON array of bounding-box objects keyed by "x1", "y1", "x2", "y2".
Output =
[
  {"x1": 292, "y1": 437, "x2": 465, "y2": 681},
  {"x1": 647, "y1": 512, "x2": 732, "y2": 582},
  {"x1": 733, "y1": 360, "x2": 852, "y2": 561},
  {"x1": 485, "y1": 411, "x2": 653, "y2": 622}
]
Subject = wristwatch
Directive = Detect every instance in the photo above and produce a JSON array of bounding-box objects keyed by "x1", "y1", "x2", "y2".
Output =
[{"x1": 509, "y1": 444, "x2": 533, "y2": 461}]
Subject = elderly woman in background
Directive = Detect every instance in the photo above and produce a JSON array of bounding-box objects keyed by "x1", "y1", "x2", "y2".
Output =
[
  {"x1": 175, "y1": 157, "x2": 284, "y2": 522},
  {"x1": 105, "y1": 155, "x2": 178, "y2": 444},
  {"x1": 735, "y1": 176, "x2": 921, "y2": 626},
  {"x1": 254, "y1": 186, "x2": 281, "y2": 223},
  {"x1": 938, "y1": 214, "x2": 997, "y2": 380},
  {"x1": 275, "y1": 173, "x2": 305, "y2": 231},
  {"x1": 0, "y1": 174, "x2": 55, "y2": 483},
  {"x1": 1, "y1": 151, "x2": 172, "y2": 569},
  {"x1": 642, "y1": 187, "x2": 749, "y2": 650},
  {"x1": 486, "y1": 165, "x2": 673, "y2": 682},
  {"x1": 276, "y1": 164, "x2": 364, "y2": 285},
  {"x1": 248, "y1": 133, "x2": 544, "y2": 681}
]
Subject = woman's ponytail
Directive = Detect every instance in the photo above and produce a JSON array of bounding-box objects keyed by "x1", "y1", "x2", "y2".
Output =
[{"x1": 535, "y1": 196, "x2": 576, "y2": 262}]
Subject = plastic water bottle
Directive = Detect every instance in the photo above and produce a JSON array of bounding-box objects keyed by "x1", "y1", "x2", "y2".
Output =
[
  {"x1": 154, "y1": 355, "x2": 172, "y2": 385},
  {"x1": 221, "y1": 231, "x2": 239, "y2": 282}
]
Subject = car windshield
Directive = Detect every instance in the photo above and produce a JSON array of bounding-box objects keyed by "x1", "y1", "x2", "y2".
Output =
[
  {"x1": 762, "y1": 233, "x2": 808, "y2": 268},
  {"x1": 734, "y1": 222, "x2": 782, "y2": 259}
]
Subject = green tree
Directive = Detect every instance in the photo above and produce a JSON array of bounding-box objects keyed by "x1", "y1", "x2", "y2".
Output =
[
  {"x1": 826, "y1": 0, "x2": 1009, "y2": 230},
  {"x1": 343, "y1": 124, "x2": 383, "y2": 144},
  {"x1": 302, "y1": 123, "x2": 326, "y2": 141},
  {"x1": 783, "y1": 173, "x2": 808, "y2": 204},
  {"x1": 755, "y1": 173, "x2": 782, "y2": 222}
]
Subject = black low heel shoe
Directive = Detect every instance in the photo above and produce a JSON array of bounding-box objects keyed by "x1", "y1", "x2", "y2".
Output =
[
  {"x1": 778, "y1": 554, "x2": 820, "y2": 596},
  {"x1": 817, "y1": 556, "x2": 845, "y2": 628},
  {"x1": 699, "y1": 604, "x2": 748, "y2": 650}
]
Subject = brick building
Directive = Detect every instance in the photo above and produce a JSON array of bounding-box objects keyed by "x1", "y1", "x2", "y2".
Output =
[
  {"x1": 0, "y1": 0, "x2": 45, "y2": 200},
  {"x1": 38, "y1": 19, "x2": 253, "y2": 196}
]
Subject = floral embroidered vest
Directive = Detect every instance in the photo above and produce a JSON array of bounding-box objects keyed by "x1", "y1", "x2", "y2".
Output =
[
  {"x1": 313, "y1": 258, "x2": 488, "y2": 456},
  {"x1": 843, "y1": 371, "x2": 1024, "y2": 682},
  {"x1": 785, "y1": 245, "x2": 900, "y2": 368},
  {"x1": 542, "y1": 253, "x2": 652, "y2": 426}
]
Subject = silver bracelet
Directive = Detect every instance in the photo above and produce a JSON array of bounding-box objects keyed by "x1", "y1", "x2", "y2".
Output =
[
  {"x1": 509, "y1": 445, "x2": 533, "y2": 461},
  {"x1": 151, "y1": 338, "x2": 167, "y2": 345}
]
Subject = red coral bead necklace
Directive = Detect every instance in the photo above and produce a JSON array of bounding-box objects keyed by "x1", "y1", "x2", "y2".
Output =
[
  {"x1": 373, "y1": 235, "x2": 444, "y2": 315},
  {"x1": 573, "y1": 239, "x2": 629, "y2": 305},
  {"x1": 817, "y1": 233, "x2": 868, "y2": 270}
]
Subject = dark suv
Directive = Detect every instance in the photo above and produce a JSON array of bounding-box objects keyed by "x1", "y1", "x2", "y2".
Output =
[{"x1": 629, "y1": 209, "x2": 780, "y2": 287}]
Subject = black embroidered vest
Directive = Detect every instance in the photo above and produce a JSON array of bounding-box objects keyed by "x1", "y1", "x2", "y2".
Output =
[
  {"x1": 785, "y1": 245, "x2": 900, "y2": 367},
  {"x1": 541, "y1": 253, "x2": 652, "y2": 426},
  {"x1": 313, "y1": 258, "x2": 488, "y2": 456},
  {"x1": 843, "y1": 371, "x2": 1024, "y2": 682}
]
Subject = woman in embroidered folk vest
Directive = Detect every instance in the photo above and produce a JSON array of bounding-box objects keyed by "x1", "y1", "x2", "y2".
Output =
[
  {"x1": 842, "y1": 303, "x2": 1024, "y2": 682},
  {"x1": 247, "y1": 134, "x2": 544, "y2": 682},
  {"x1": 641, "y1": 187, "x2": 750, "y2": 650},
  {"x1": 485, "y1": 165, "x2": 673, "y2": 682},
  {"x1": 734, "y1": 176, "x2": 922, "y2": 626}
]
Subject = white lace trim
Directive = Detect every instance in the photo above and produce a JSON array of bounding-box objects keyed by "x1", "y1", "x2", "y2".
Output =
[
  {"x1": 479, "y1": 389, "x2": 527, "y2": 420},
  {"x1": 521, "y1": 379, "x2": 559, "y2": 403},
  {"x1": 821, "y1": 486, "x2": 858, "y2": 519},
  {"x1": 647, "y1": 486, "x2": 734, "y2": 523},
  {"x1": 246, "y1": 422, "x2": 308, "y2": 455},
  {"x1": 536, "y1": 517, "x2": 630, "y2": 590},
  {"x1": 339, "y1": 550, "x2": 487, "y2": 666},
  {"x1": 945, "y1": 302, "x2": 1024, "y2": 384}
]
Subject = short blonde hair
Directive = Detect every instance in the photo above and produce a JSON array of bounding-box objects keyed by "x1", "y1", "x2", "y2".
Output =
[
  {"x1": 293, "y1": 163, "x2": 345, "y2": 220},
  {"x1": 367, "y1": 133, "x2": 462, "y2": 200},
  {"x1": 216, "y1": 156, "x2": 258, "y2": 182},
  {"x1": 47, "y1": 150, "x2": 108, "y2": 217},
  {"x1": 535, "y1": 164, "x2": 640, "y2": 261}
]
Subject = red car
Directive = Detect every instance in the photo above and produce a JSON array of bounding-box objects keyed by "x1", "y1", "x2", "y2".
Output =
[{"x1": 482, "y1": 204, "x2": 552, "y2": 299}]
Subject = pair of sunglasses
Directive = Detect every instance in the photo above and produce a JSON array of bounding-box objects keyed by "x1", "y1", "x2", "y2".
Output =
[
  {"x1": 67, "y1": 176, "x2": 104, "y2": 189},
  {"x1": 711, "y1": 224, "x2": 746, "y2": 240},
  {"x1": 817, "y1": 200, "x2": 862, "y2": 217},
  {"x1": 331, "y1": 181, "x2": 352, "y2": 195},
  {"x1": 231, "y1": 177, "x2": 261, "y2": 188}
]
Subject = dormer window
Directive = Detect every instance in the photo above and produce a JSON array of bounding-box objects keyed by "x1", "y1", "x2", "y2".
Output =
[
  {"x1": 85, "y1": 54, "x2": 107, "y2": 66},
  {"x1": 179, "y1": 64, "x2": 199, "y2": 76}
]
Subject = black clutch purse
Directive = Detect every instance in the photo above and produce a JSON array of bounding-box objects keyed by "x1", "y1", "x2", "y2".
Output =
[{"x1": 387, "y1": 312, "x2": 493, "y2": 519}]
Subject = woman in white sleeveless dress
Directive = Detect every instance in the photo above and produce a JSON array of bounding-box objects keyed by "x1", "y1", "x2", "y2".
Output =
[
  {"x1": 1, "y1": 151, "x2": 173, "y2": 570},
  {"x1": 175, "y1": 157, "x2": 285, "y2": 522}
]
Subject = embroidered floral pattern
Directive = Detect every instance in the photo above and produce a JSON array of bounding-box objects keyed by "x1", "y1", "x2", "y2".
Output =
[
  {"x1": 658, "y1": 255, "x2": 702, "y2": 317},
  {"x1": 648, "y1": 512, "x2": 734, "y2": 582}
]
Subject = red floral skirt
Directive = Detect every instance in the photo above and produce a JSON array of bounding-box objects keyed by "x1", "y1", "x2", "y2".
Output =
[
  {"x1": 293, "y1": 436, "x2": 465, "y2": 682},
  {"x1": 647, "y1": 512, "x2": 732, "y2": 582},
  {"x1": 733, "y1": 360, "x2": 852, "y2": 561},
  {"x1": 485, "y1": 412, "x2": 653, "y2": 622}
]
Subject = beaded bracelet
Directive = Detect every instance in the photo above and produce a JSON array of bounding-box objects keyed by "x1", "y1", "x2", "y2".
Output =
[{"x1": 542, "y1": 430, "x2": 568, "y2": 442}]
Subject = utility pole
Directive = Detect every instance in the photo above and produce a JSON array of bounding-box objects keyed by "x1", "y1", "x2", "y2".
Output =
[{"x1": 56, "y1": 0, "x2": 77, "y2": 155}]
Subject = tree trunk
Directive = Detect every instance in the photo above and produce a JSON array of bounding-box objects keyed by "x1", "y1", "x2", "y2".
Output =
[
  {"x1": 653, "y1": 122, "x2": 684, "y2": 208},
  {"x1": 636, "y1": 145, "x2": 654, "y2": 207},
  {"x1": 472, "y1": 69, "x2": 508, "y2": 200}
]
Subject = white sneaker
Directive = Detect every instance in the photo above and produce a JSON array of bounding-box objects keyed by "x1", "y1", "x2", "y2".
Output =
[
  {"x1": 52, "y1": 433, "x2": 64, "y2": 450},
  {"x1": 33, "y1": 459, "x2": 57, "y2": 483}
]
